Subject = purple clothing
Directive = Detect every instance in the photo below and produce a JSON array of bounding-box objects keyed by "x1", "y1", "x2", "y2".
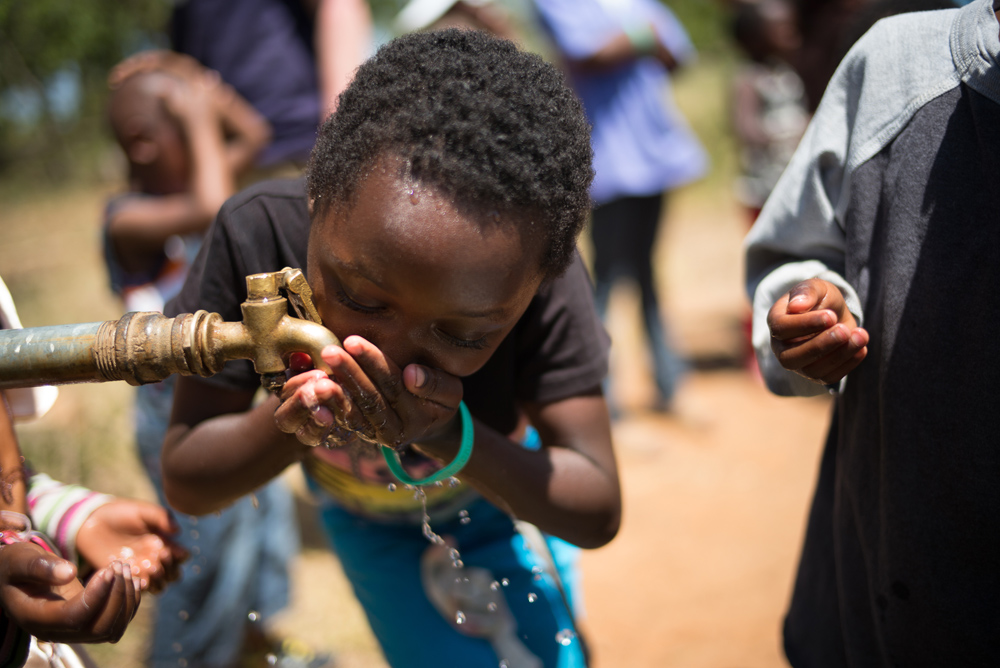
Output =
[
  {"x1": 534, "y1": 0, "x2": 708, "y2": 203},
  {"x1": 171, "y1": 0, "x2": 321, "y2": 166}
]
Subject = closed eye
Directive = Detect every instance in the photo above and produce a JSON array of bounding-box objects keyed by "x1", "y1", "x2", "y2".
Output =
[
  {"x1": 435, "y1": 327, "x2": 490, "y2": 350},
  {"x1": 335, "y1": 285, "x2": 385, "y2": 315}
]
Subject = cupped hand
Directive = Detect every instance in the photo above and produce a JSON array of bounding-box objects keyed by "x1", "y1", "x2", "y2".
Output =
[
  {"x1": 0, "y1": 542, "x2": 140, "y2": 643},
  {"x1": 274, "y1": 338, "x2": 464, "y2": 451},
  {"x1": 75, "y1": 499, "x2": 188, "y2": 593},
  {"x1": 767, "y1": 278, "x2": 869, "y2": 385}
]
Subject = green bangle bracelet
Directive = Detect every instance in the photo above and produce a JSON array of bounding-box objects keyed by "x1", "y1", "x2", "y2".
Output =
[{"x1": 381, "y1": 401, "x2": 474, "y2": 486}]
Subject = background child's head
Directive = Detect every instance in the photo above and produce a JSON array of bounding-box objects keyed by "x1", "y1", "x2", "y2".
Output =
[
  {"x1": 108, "y1": 70, "x2": 189, "y2": 195},
  {"x1": 733, "y1": 0, "x2": 801, "y2": 64},
  {"x1": 307, "y1": 29, "x2": 593, "y2": 280}
]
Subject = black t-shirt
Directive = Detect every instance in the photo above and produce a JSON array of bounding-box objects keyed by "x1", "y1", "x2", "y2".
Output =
[{"x1": 167, "y1": 178, "x2": 610, "y2": 438}]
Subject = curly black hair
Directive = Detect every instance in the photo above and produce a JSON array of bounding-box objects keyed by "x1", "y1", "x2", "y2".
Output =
[{"x1": 307, "y1": 28, "x2": 594, "y2": 277}]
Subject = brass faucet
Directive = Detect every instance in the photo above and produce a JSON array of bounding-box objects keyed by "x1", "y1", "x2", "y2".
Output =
[{"x1": 0, "y1": 268, "x2": 340, "y2": 394}]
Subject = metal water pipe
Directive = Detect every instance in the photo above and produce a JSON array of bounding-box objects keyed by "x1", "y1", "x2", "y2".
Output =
[{"x1": 0, "y1": 268, "x2": 340, "y2": 394}]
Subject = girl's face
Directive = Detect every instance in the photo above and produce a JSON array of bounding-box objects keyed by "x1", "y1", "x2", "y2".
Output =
[{"x1": 307, "y1": 159, "x2": 546, "y2": 378}]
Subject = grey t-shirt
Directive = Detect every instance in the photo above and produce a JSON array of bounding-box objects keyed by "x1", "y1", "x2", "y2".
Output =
[{"x1": 746, "y1": 1, "x2": 1000, "y2": 664}]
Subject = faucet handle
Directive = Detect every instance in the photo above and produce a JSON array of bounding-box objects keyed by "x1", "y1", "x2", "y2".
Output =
[{"x1": 279, "y1": 267, "x2": 324, "y2": 325}]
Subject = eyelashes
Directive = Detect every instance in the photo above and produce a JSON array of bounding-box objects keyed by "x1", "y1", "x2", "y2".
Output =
[{"x1": 335, "y1": 284, "x2": 491, "y2": 351}]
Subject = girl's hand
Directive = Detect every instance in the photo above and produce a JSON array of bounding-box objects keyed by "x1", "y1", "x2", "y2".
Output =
[
  {"x1": 0, "y1": 542, "x2": 140, "y2": 643},
  {"x1": 274, "y1": 337, "x2": 463, "y2": 450},
  {"x1": 767, "y1": 278, "x2": 869, "y2": 385},
  {"x1": 75, "y1": 500, "x2": 188, "y2": 594}
]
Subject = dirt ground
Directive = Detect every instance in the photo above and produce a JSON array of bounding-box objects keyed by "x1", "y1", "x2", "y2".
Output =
[{"x1": 1, "y1": 180, "x2": 832, "y2": 668}]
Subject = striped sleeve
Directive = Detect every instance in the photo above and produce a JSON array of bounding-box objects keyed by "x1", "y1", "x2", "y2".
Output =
[{"x1": 26, "y1": 473, "x2": 112, "y2": 565}]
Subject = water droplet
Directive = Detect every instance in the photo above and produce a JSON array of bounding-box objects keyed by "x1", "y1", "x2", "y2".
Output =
[
  {"x1": 178, "y1": 660, "x2": 188, "y2": 668},
  {"x1": 141, "y1": 559, "x2": 152, "y2": 569},
  {"x1": 489, "y1": 210, "x2": 501, "y2": 222},
  {"x1": 500, "y1": 661, "x2": 510, "y2": 668},
  {"x1": 192, "y1": 565, "x2": 201, "y2": 575},
  {"x1": 527, "y1": 592, "x2": 537, "y2": 603},
  {"x1": 178, "y1": 610, "x2": 189, "y2": 621},
  {"x1": 266, "y1": 653, "x2": 278, "y2": 665},
  {"x1": 490, "y1": 581, "x2": 501, "y2": 591},
  {"x1": 453, "y1": 559, "x2": 464, "y2": 568},
  {"x1": 189, "y1": 530, "x2": 199, "y2": 540},
  {"x1": 459, "y1": 509, "x2": 471, "y2": 525},
  {"x1": 408, "y1": 189, "x2": 420, "y2": 204},
  {"x1": 531, "y1": 565, "x2": 543, "y2": 574},
  {"x1": 534, "y1": 573, "x2": 542, "y2": 581},
  {"x1": 488, "y1": 602, "x2": 498, "y2": 612},
  {"x1": 387, "y1": 483, "x2": 397, "y2": 492},
  {"x1": 501, "y1": 578, "x2": 510, "y2": 587},
  {"x1": 188, "y1": 516, "x2": 198, "y2": 526},
  {"x1": 448, "y1": 476, "x2": 460, "y2": 487},
  {"x1": 172, "y1": 642, "x2": 183, "y2": 653},
  {"x1": 192, "y1": 546, "x2": 201, "y2": 555},
  {"x1": 251, "y1": 494, "x2": 259, "y2": 510},
  {"x1": 455, "y1": 611, "x2": 466, "y2": 625},
  {"x1": 555, "y1": 629, "x2": 576, "y2": 646},
  {"x1": 248, "y1": 611, "x2": 260, "y2": 623},
  {"x1": 119, "y1": 546, "x2": 135, "y2": 559}
]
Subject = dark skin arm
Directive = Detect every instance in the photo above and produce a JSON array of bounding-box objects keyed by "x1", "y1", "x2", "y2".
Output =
[
  {"x1": 571, "y1": 27, "x2": 679, "y2": 73},
  {"x1": 162, "y1": 341, "x2": 621, "y2": 548},
  {"x1": 0, "y1": 395, "x2": 28, "y2": 515}
]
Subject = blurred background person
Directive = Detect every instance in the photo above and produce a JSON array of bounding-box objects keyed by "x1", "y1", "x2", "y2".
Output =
[
  {"x1": 730, "y1": 0, "x2": 808, "y2": 372},
  {"x1": 534, "y1": 0, "x2": 708, "y2": 415},
  {"x1": 170, "y1": 0, "x2": 373, "y2": 175},
  {"x1": 105, "y1": 53, "x2": 328, "y2": 668}
]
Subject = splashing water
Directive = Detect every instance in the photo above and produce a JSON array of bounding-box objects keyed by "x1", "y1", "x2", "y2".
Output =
[
  {"x1": 488, "y1": 602, "x2": 498, "y2": 612},
  {"x1": 178, "y1": 610, "x2": 189, "y2": 621},
  {"x1": 527, "y1": 592, "x2": 538, "y2": 603},
  {"x1": 555, "y1": 629, "x2": 576, "y2": 646},
  {"x1": 458, "y1": 509, "x2": 471, "y2": 525},
  {"x1": 416, "y1": 487, "x2": 465, "y2": 569},
  {"x1": 387, "y1": 483, "x2": 397, "y2": 492},
  {"x1": 490, "y1": 580, "x2": 501, "y2": 591},
  {"x1": 247, "y1": 611, "x2": 261, "y2": 623},
  {"x1": 501, "y1": 578, "x2": 510, "y2": 587},
  {"x1": 266, "y1": 653, "x2": 278, "y2": 665},
  {"x1": 455, "y1": 611, "x2": 466, "y2": 625},
  {"x1": 251, "y1": 494, "x2": 259, "y2": 510},
  {"x1": 448, "y1": 476, "x2": 461, "y2": 487},
  {"x1": 500, "y1": 660, "x2": 510, "y2": 668}
]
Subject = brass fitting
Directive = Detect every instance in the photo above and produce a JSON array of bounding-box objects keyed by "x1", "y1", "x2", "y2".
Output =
[{"x1": 0, "y1": 268, "x2": 341, "y2": 393}]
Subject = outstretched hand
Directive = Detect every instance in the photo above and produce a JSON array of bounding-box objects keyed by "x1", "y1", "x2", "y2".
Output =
[
  {"x1": 75, "y1": 499, "x2": 188, "y2": 594},
  {"x1": 767, "y1": 278, "x2": 869, "y2": 385},
  {"x1": 274, "y1": 337, "x2": 463, "y2": 452},
  {"x1": 0, "y1": 542, "x2": 139, "y2": 644}
]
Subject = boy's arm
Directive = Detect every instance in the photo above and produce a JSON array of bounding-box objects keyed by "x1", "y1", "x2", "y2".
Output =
[
  {"x1": 314, "y1": 0, "x2": 373, "y2": 117},
  {"x1": 213, "y1": 80, "x2": 271, "y2": 175},
  {"x1": 535, "y1": 0, "x2": 694, "y2": 72},
  {"x1": 161, "y1": 377, "x2": 310, "y2": 515},
  {"x1": 0, "y1": 394, "x2": 28, "y2": 515}
]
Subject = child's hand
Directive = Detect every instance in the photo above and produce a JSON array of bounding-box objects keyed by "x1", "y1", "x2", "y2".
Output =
[
  {"x1": 108, "y1": 50, "x2": 211, "y2": 90},
  {"x1": 274, "y1": 338, "x2": 463, "y2": 451},
  {"x1": 767, "y1": 278, "x2": 869, "y2": 385},
  {"x1": 0, "y1": 542, "x2": 140, "y2": 644},
  {"x1": 75, "y1": 499, "x2": 188, "y2": 594}
]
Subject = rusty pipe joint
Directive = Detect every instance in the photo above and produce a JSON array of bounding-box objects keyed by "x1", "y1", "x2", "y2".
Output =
[{"x1": 0, "y1": 270, "x2": 341, "y2": 393}]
